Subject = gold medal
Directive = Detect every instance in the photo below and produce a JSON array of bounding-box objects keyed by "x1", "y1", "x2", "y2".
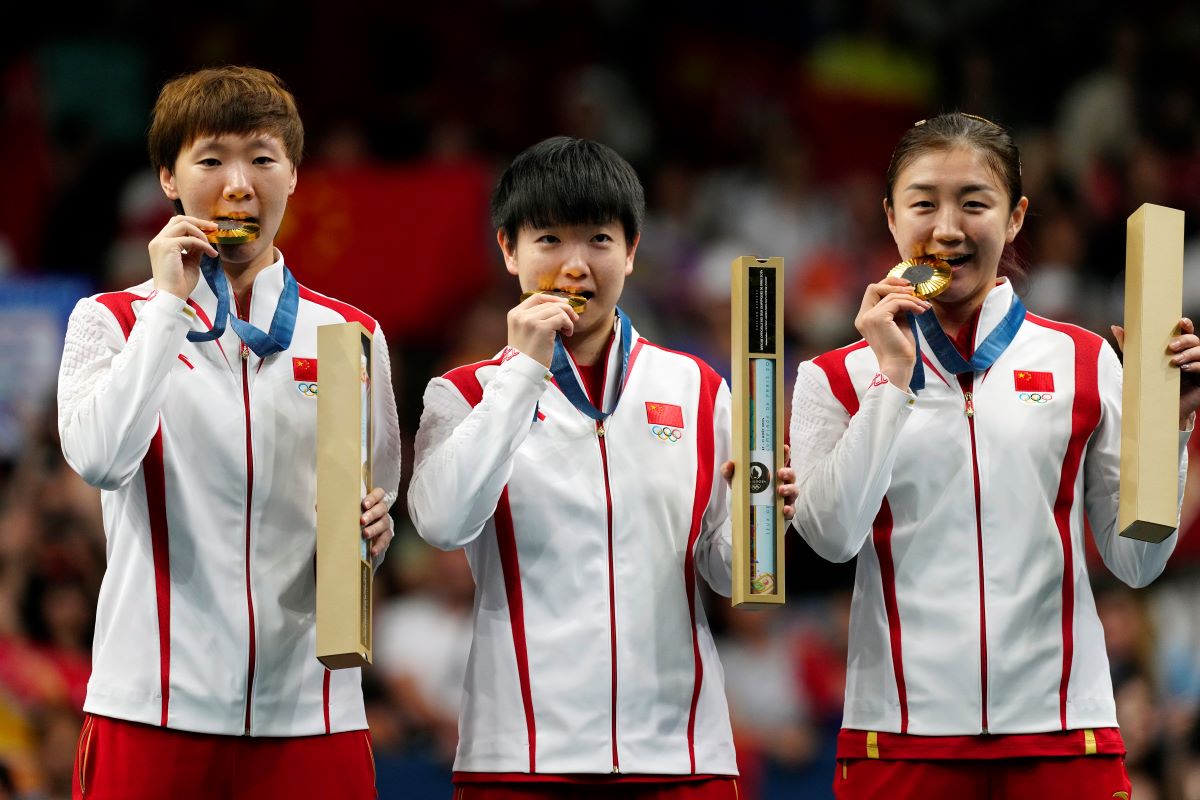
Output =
[
  {"x1": 207, "y1": 220, "x2": 261, "y2": 245},
  {"x1": 887, "y1": 255, "x2": 952, "y2": 299},
  {"x1": 520, "y1": 289, "x2": 589, "y2": 313}
]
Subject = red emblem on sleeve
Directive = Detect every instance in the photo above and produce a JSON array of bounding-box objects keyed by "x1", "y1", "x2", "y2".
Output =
[
  {"x1": 1013, "y1": 370, "x2": 1054, "y2": 392},
  {"x1": 645, "y1": 402, "x2": 685, "y2": 427},
  {"x1": 293, "y1": 357, "x2": 318, "y2": 381}
]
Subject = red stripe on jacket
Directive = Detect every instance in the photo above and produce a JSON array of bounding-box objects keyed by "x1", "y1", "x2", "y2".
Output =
[
  {"x1": 322, "y1": 670, "x2": 331, "y2": 734},
  {"x1": 443, "y1": 356, "x2": 506, "y2": 408},
  {"x1": 813, "y1": 341, "x2": 908, "y2": 731},
  {"x1": 297, "y1": 286, "x2": 378, "y2": 333},
  {"x1": 871, "y1": 499, "x2": 908, "y2": 733},
  {"x1": 495, "y1": 490, "x2": 537, "y2": 772},
  {"x1": 144, "y1": 428, "x2": 172, "y2": 726},
  {"x1": 1025, "y1": 314, "x2": 1102, "y2": 728},
  {"x1": 95, "y1": 293, "x2": 173, "y2": 727},
  {"x1": 94, "y1": 292, "x2": 144, "y2": 338},
  {"x1": 444, "y1": 357, "x2": 537, "y2": 770},
  {"x1": 812, "y1": 341, "x2": 869, "y2": 415},
  {"x1": 684, "y1": 356, "x2": 721, "y2": 772}
]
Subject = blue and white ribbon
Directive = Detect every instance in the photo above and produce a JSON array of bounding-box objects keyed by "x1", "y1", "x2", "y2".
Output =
[
  {"x1": 186, "y1": 254, "x2": 298, "y2": 358},
  {"x1": 907, "y1": 294, "x2": 1026, "y2": 392},
  {"x1": 549, "y1": 308, "x2": 633, "y2": 421}
]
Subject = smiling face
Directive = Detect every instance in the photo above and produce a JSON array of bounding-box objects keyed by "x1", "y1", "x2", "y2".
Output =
[
  {"x1": 500, "y1": 221, "x2": 638, "y2": 341},
  {"x1": 885, "y1": 145, "x2": 1027, "y2": 310},
  {"x1": 160, "y1": 131, "x2": 297, "y2": 276}
]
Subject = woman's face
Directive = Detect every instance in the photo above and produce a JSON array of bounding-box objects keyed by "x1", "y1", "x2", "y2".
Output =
[{"x1": 886, "y1": 145, "x2": 1027, "y2": 309}]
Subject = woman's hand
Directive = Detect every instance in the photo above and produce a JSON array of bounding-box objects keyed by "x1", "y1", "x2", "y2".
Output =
[
  {"x1": 361, "y1": 488, "x2": 394, "y2": 559},
  {"x1": 1112, "y1": 318, "x2": 1200, "y2": 430},
  {"x1": 720, "y1": 446, "x2": 798, "y2": 519},
  {"x1": 507, "y1": 293, "x2": 579, "y2": 368},
  {"x1": 148, "y1": 215, "x2": 219, "y2": 300},
  {"x1": 855, "y1": 277, "x2": 932, "y2": 389}
]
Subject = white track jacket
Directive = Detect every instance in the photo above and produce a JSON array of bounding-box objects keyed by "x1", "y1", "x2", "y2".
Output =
[
  {"x1": 57, "y1": 256, "x2": 401, "y2": 737},
  {"x1": 407, "y1": 319, "x2": 738, "y2": 777},
  {"x1": 791, "y1": 280, "x2": 1187, "y2": 759}
]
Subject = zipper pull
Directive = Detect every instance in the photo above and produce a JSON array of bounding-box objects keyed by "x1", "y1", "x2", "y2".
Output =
[
  {"x1": 241, "y1": 342, "x2": 250, "y2": 360},
  {"x1": 611, "y1": 765, "x2": 620, "y2": 774},
  {"x1": 964, "y1": 391, "x2": 975, "y2": 418},
  {"x1": 596, "y1": 422, "x2": 606, "y2": 438}
]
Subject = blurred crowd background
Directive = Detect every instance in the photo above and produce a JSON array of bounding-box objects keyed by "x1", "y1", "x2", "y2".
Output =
[{"x1": 3, "y1": 1, "x2": 1200, "y2": 798}]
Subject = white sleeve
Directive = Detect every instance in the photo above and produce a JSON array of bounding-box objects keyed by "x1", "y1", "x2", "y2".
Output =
[
  {"x1": 57, "y1": 293, "x2": 191, "y2": 490},
  {"x1": 407, "y1": 353, "x2": 550, "y2": 550},
  {"x1": 1084, "y1": 341, "x2": 1186, "y2": 587},
  {"x1": 371, "y1": 328, "x2": 403, "y2": 508},
  {"x1": 788, "y1": 362, "x2": 914, "y2": 563},
  {"x1": 694, "y1": 379, "x2": 733, "y2": 596}
]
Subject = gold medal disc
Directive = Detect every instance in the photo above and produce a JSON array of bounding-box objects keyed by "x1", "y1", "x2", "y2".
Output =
[
  {"x1": 520, "y1": 290, "x2": 589, "y2": 313},
  {"x1": 207, "y1": 220, "x2": 261, "y2": 245},
  {"x1": 887, "y1": 256, "x2": 952, "y2": 299}
]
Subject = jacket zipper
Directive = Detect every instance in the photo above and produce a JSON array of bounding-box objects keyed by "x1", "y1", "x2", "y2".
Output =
[
  {"x1": 237, "y1": 295, "x2": 258, "y2": 735},
  {"x1": 960, "y1": 375, "x2": 987, "y2": 733},
  {"x1": 597, "y1": 420, "x2": 620, "y2": 772}
]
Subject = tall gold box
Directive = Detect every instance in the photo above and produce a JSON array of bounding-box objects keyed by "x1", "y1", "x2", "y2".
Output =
[
  {"x1": 1119, "y1": 204, "x2": 1185, "y2": 543},
  {"x1": 316, "y1": 322, "x2": 374, "y2": 668},
  {"x1": 731, "y1": 256, "x2": 786, "y2": 607}
]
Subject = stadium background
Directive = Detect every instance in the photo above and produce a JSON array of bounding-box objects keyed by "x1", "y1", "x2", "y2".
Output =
[{"x1": 2, "y1": 2, "x2": 1200, "y2": 797}]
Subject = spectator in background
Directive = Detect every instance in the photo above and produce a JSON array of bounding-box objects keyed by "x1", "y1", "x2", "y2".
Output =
[
  {"x1": 0, "y1": 403, "x2": 98, "y2": 797},
  {"x1": 374, "y1": 546, "x2": 473, "y2": 764},
  {"x1": 716, "y1": 606, "x2": 816, "y2": 800},
  {"x1": 1095, "y1": 581, "x2": 1168, "y2": 798},
  {"x1": 1056, "y1": 24, "x2": 1141, "y2": 184}
]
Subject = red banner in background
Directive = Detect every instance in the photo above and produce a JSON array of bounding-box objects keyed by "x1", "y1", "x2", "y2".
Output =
[{"x1": 276, "y1": 160, "x2": 496, "y2": 342}]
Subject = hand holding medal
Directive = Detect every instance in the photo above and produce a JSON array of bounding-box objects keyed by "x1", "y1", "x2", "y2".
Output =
[
  {"x1": 508, "y1": 285, "x2": 584, "y2": 368},
  {"x1": 854, "y1": 257, "x2": 944, "y2": 388}
]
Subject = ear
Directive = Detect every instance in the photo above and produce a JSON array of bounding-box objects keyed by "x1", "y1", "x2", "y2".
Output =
[
  {"x1": 1006, "y1": 196, "x2": 1029, "y2": 243},
  {"x1": 160, "y1": 166, "x2": 179, "y2": 201},
  {"x1": 624, "y1": 233, "x2": 640, "y2": 276},
  {"x1": 498, "y1": 229, "x2": 519, "y2": 276},
  {"x1": 288, "y1": 165, "x2": 298, "y2": 196},
  {"x1": 883, "y1": 197, "x2": 897, "y2": 239}
]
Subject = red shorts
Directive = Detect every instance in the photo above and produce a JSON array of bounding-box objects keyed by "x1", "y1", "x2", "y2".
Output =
[
  {"x1": 72, "y1": 713, "x2": 376, "y2": 800},
  {"x1": 834, "y1": 755, "x2": 1131, "y2": 800},
  {"x1": 452, "y1": 778, "x2": 740, "y2": 800}
]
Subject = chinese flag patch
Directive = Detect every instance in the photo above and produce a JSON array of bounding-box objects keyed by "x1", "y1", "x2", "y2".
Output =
[
  {"x1": 645, "y1": 402, "x2": 685, "y2": 427},
  {"x1": 1013, "y1": 370, "x2": 1054, "y2": 392},
  {"x1": 293, "y1": 357, "x2": 318, "y2": 381}
]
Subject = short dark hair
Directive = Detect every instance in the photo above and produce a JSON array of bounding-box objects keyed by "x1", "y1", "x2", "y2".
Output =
[
  {"x1": 885, "y1": 112, "x2": 1022, "y2": 211},
  {"x1": 491, "y1": 136, "x2": 645, "y2": 247},
  {"x1": 148, "y1": 65, "x2": 304, "y2": 173}
]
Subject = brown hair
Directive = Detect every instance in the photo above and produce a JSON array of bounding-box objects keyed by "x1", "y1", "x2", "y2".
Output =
[
  {"x1": 884, "y1": 112, "x2": 1022, "y2": 210},
  {"x1": 148, "y1": 66, "x2": 304, "y2": 173}
]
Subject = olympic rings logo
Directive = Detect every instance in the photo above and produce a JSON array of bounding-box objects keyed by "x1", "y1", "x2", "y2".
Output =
[
  {"x1": 297, "y1": 382, "x2": 319, "y2": 397},
  {"x1": 652, "y1": 425, "x2": 682, "y2": 442},
  {"x1": 1019, "y1": 392, "x2": 1051, "y2": 404}
]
